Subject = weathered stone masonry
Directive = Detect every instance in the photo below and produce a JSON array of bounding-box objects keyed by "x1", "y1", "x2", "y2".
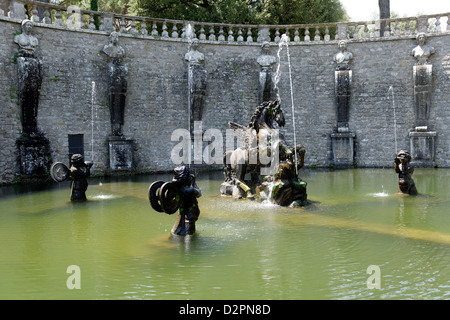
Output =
[{"x1": 0, "y1": 13, "x2": 449, "y2": 184}]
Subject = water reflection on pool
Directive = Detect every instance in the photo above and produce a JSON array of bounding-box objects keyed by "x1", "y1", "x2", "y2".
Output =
[{"x1": 1, "y1": 168, "x2": 450, "y2": 299}]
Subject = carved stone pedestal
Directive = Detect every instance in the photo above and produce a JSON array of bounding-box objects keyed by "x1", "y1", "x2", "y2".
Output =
[
  {"x1": 17, "y1": 136, "x2": 51, "y2": 176},
  {"x1": 107, "y1": 136, "x2": 134, "y2": 171},
  {"x1": 409, "y1": 130, "x2": 436, "y2": 166},
  {"x1": 331, "y1": 131, "x2": 356, "y2": 167}
]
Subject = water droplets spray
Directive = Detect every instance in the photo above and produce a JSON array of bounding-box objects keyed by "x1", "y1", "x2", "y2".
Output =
[
  {"x1": 275, "y1": 34, "x2": 298, "y2": 175},
  {"x1": 91, "y1": 80, "x2": 96, "y2": 162},
  {"x1": 388, "y1": 86, "x2": 398, "y2": 155}
]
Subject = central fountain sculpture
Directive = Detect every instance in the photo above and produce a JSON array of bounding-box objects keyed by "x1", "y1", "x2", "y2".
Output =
[
  {"x1": 408, "y1": 33, "x2": 436, "y2": 165},
  {"x1": 220, "y1": 100, "x2": 307, "y2": 207},
  {"x1": 330, "y1": 40, "x2": 356, "y2": 167},
  {"x1": 102, "y1": 32, "x2": 134, "y2": 171},
  {"x1": 14, "y1": 19, "x2": 52, "y2": 177},
  {"x1": 149, "y1": 166, "x2": 201, "y2": 236}
]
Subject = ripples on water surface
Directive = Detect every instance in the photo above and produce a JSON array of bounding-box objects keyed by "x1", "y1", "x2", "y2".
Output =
[{"x1": 1, "y1": 169, "x2": 450, "y2": 299}]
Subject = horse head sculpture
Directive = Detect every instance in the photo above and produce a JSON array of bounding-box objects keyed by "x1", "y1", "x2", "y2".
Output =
[{"x1": 249, "y1": 100, "x2": 285, "y2": 133}]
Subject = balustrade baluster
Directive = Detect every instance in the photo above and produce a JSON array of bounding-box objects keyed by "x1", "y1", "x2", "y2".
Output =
[
  {"x1": 352, "y1": 25, "x2": 359, "y2": 39},
  {"x1": 151, "y1": 21, "x2": 158, "y2": 36},
  {"x1": 228, "y1": 28, "x2": 234, "y2": 41},
  {"x1": 325, "y1": 26, "x2": 330, "y2": 41},
  {"x1": 130, "y1": 19, "x2": 138, "y2": 35},
  {"x1": 31, "y1": 6, "x2": 39, "y2": 22},
  {"x1": 404, "y1": 20, "x2": 411, "y2": 35},
  {"x1": 209, "y1": 26, "x2": 216, "y2": 41},
  {"x1": 314, "y1": 27, "x2": 320, "y2": 41},
  {"x1": 413, "y1": 19, "x2": 418, "y2": 34},
  {"x1": 141, "y1": 21, "x2": 148, "y2": 36},
  {"x1": 427, "y1": 17, "x2": 433, "y2": 33},
  {"x1": 161, "y1": 22, "x2": 168, "y2": 37},
  {"x1": 199, "y1": 25, "x2": 206, "y2": 40},
  {"x1": 274, "y1": 28, "x2": 280, "y2": 42},
  {"x1": 88, "y1": 14, "x2": 96, "y2": 30},
  {"x1": 218, "y1": 26, "x2": 225, "y2": 41},
  {"x1": 394, "y1": 20, "x2": 400, "y2": 36},
  {"x1": 363, "y1": 23, "x2": 369, "y2": 39},
  {"x1": 294, "y1": 28, "x2": 300, "y2": 42},
  {"x1": 120, "y1": 18, "x2": 127, "y2": 33},
  {"x1": 304, "y1": 27, "x2": 310, "y2": 41},
  {"x1": 43, "y1": 9, "x2": 52, "y2": 24},
  {"x1": 246, "y1": 28, "x2": 253, "y2": 42},
  {"x1": 237, "y1": 28, "x2": 243, "y2": 42},
  {"x1": 172, "y1": 24, "x2": 179, "y2": 38},
  {"x1": 435, "y1": 17, "x2": 441, "y2": 33},
  {"x1": 99, "y1": 12, "x2": 105, "y2": 30},
  {"x1": 384, "y1": 22, "x2": 390, "y2": 37}
]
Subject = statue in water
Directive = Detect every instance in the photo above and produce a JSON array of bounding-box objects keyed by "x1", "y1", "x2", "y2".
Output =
[
  {"x1": 149, "y1": 166, "x2": 201, "y2": 236},
  {"x1": 259, "y1": 145, "x2": 307, "y2": 207},
  {"x1": 50, "y1": 154, "x2": 93, "y2": 201},
  {"x1": 69, "y1": 154, "x2": 93, "y2": 201},
  {"x1": 221, "y1": 100, "x2": 307, "y2": 207},
  {"x1": 394, "y1": 150, "x2": 418, "y2": 195}
]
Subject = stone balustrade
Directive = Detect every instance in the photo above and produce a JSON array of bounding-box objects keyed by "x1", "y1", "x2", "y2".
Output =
[{"x1": 2, "y1": 0, "x2": 449, "y2": 43}]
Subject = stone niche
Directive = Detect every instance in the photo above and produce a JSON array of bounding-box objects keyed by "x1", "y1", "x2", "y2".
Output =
[
  {"x1": 409, "y1": 130, "x2": 436, "y2": 166},
  {"x1": 408, "y1": 64, "x2": 436, "y2": 165},
  {"x1": 330, "y1": 40, "x2": 356, "y2": 167},
  {"x1": 408, "y1": 33, "x2": 436, "y2": 166},
  {"x1": 330, "y1": 132, "x2": 356, "y2": 167},
  {"x1": 17, "y1": 136, "x2": 51, "y2": 176},
  {"x1": 107, "y1": 136, "x2": 134, "y2": 171},
  {"x1": 14, "y1": 19, "x2": 52, "y2": 179}
]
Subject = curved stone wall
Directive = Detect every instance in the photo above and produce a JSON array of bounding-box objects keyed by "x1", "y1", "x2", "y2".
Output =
[{"x1": 1, "y1": 12, "x2": 449, "y2": 183}]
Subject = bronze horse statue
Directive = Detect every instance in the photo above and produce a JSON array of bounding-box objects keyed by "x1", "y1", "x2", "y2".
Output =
[{"x1": 223, "y1": 100, "x2": 304, "y2": 193}]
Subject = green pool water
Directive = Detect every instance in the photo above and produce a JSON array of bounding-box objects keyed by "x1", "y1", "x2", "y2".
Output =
[{"x1": 1, "y1": 168, "x2": 450, "y2": 300}]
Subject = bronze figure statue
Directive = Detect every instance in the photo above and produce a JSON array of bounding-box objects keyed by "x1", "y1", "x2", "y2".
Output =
[
  {"x1": 394, "y1": 150, "x2": 418, "y2": 195},
  {"x1": 149, "y1": 166, "x2": 201, "y2": 236},
  {"x1": 50, "y1": 154, "x2": 93, "y2": 201}
]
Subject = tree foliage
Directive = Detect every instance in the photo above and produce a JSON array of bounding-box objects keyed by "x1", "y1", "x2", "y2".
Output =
[
  {"x1": 255, "y1": 0, "x2": 347, "y2": 25},
  {"x1": 53, "y1": 0, "x2": 135, "y2": 15},
  {"x1": 132, "y1": 0, "x2": 258, "y2": 24},
  {"x1": 53, "y1": 0, "x2": 347, "y2": 24}
]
